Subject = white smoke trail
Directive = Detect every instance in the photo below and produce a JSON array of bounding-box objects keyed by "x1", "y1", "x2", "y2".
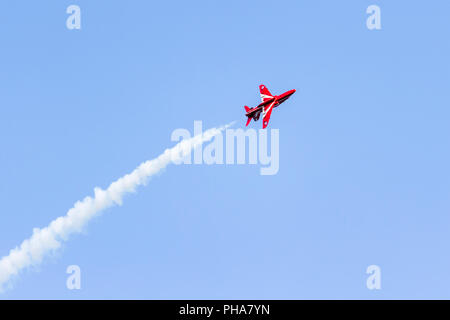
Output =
[{"x1": 0, "y1": 123, "x2": 233, "y2": 291}]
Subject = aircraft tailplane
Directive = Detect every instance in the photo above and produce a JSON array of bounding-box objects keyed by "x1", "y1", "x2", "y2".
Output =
[{"x1": 244, "y1": 106, "x2": 252, "y2": 126}]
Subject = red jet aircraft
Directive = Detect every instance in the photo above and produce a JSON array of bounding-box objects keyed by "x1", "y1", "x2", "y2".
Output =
[{"x1": 244, "y1": 85, "x2": 296, "y2": 129}]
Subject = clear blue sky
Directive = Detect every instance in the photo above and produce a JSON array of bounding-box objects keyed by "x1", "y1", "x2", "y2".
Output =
[{"x1": 0, "y1": 1, "x2": 449, "y2": 299}]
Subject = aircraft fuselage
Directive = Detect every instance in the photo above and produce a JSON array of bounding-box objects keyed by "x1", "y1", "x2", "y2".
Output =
[{"x1": 245, "y1": 89, "x2": 296, "y2": 118}]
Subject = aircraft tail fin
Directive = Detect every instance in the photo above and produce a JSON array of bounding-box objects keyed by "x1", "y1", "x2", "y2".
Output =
[{"x1": 244, "y1": 106, "x2": 251, "y2": 113}]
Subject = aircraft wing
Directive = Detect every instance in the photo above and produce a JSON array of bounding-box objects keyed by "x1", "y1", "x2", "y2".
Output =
[
  {"x1": 262, "y1": 100, "x2": 276, "y2": 129},
  {"x1": 259, "y1": 84, "x2": 273, "y2": 102}
]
